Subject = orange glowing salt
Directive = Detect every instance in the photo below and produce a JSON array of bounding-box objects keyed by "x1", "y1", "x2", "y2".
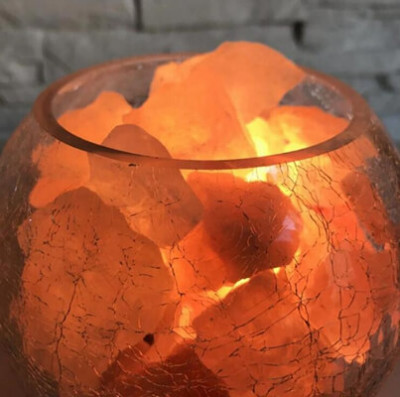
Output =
[
  {"x1": 58, "y1": 91, "x2": 132, "y2": 143},
  {"x1": 152, "y1": 42, "x2": 305, "y2": 124},
  {"x1": 247, "y1": 105, "x2": 350, "y2": 156},
  {"x1": 29, "y1": 92, "x2": 132, "y2": 208},
  {"x1": 192, "y1": 271, "x2": 316, "y2": 397},
  {"x1": 241, "y1": 100, "x2": 393, "y2": 369},
  {"x1": 188, "y1": 172, "x2": 301, "y2": 280},
  {"x1": 124, "y1": 60, "x2": 255, "y2": 161},
  {"x1": 302, "y1": 242, "x2": 378, "y2": 362},
  {"x1": 162, "y1": 171, "x2": 301, "y2": 294},
  {"x1": 29, "y1": 142, "x2": 90, "y2": 208},
  {"x1": 102, "y1": 343, "x2": 229, "y2": 397},
  {"x1": 150, "y1": 53, "x2": 207, "y2": 92},
  {"x1": 162, "y1": 221, "x2": 229, "y2": 293},
  {"x1": 342, "y1": 169, "x2": 396, "y2": 246},
  {"x1": 287, "y1": 203, "x2": 395, "y2": 366},
  {"x1": 14, "y1": 187, "x2": 174, "y2": 393},
  {"x1": 88, "y1": 124, "x2": 203, "y2": 246},
  {"x1": 204, "y1": 42, "x2": 305, "y2": 123},
  {"x1": 22, "y1": 40, "x2": 395, "y2": 396},
  {"x1": 327, "y1": 198, "x2": 399, "y2": 315}
]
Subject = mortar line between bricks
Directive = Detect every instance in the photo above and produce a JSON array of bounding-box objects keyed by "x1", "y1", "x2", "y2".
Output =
[{"x1": 133, "y1": 0, "x2": 143, "y2": 31}]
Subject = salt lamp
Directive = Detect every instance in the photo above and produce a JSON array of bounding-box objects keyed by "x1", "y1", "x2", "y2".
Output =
[{"x1": 0, "y1": 42, "x2": 399, "y2": 397}]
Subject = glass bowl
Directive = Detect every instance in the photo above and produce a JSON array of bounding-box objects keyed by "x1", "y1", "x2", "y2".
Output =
[{"x1": 0, "y1": 53, "x2": 399, "y2": 397}]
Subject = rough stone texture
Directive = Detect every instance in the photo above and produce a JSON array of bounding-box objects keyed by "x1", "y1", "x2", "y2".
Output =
[
  {"x1": 0, "y1": 0, "x2": 399, "y2": 144},
  {"x1": 0, "y1": 107, "x2": 31, "y2": 139},
  {"x1": 0, "y1": 85, "x2": 44, "y2": 106},
  {"x1": 303, "y1": 10, "x2": 400, "y2": 51},
  {"x1": 340, "y1": 76, "x2": 400, "y2": 116},
  {"x1": 142, "y1": 0, "x2": 305, "y2": 30},
  {"x1": 298, "y1": 48, "x2": 400, "y2": 75},
  {"x1": 392, "y1": 73, "x2": 400, "y2": 91},
  {"x1": 344, "y1": 75, "x2": 400, "y2": 114},
  {"x1": 309, "y1": 0, "x2": 400, "y2": 6},
  {"x1": 383, "y1": 115, "x2": 400, "y2": 142},
  {"x1": 43, "y1": 26, "x2": 296, "y2": 82},
  {"x1": 0, "y1": 0, "x2": 135, "y2": 30},
  {"x1": 0, "y1": 30, "x2": 44, "y2": 85}
]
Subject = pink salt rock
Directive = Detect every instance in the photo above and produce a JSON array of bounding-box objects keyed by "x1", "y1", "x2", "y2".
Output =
[
  {"x1": 14, "y1": 187, "x2": 175, "y2": 395},
  {"x1": 289, "y1": 207, "x2": 393, "y2": 366},
  {"x1": 162, "y1": 221, "x2": 230, "y2": 294},
  {"x1": 102, "y1": 344, "x2": 229, "y2": 397},
  {"x1": 186, "y1": 172, "x2": 301, "y2": 283},
  {"x1": 254, "y1": 105, "x2": 350, "y2": 154},
  {"x1": 29, "y1": 142, "x2": 90, "y2": 208},
  {"x1": 198, "y1": 41, "x2": 305, "y2": 123},
  {"x1": 341, "y1": 170, "x2": 395, "y2": 246},
  {"x1": 192, "y1": 271, "x2": 316, "y2": 396},
  {"x1": 88, "y1": 124, "x2": 203, "y2": 247},
  {"x1": 29, "y1": 92, "x2": 132, "y2": 208},
  {"x1": 123, "y1": 58, "x2": 256, "y2": 161},
  {"x1": 363, "y1": 248, "x2": 399, "y2": 314},
  {"x1": 58, "y1": 91, "x2": 132, "y2": 144},
  {"x1": 150, "y1": 54, "x2": 206, "y2": 93},
  {"x1": 151, "y1": 42, "x2": 305, "y2": 124},
  {"x1": 328, "y1": 208, "x2": 399, "y2": 316},
  {"x1": 301, "y1": 239, "x2": 379, "y2": 363}
]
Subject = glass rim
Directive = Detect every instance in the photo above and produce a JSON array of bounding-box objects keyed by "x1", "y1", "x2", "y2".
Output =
[{"x1": 33, "y1": 52, "x2": 374, "y2": 170}]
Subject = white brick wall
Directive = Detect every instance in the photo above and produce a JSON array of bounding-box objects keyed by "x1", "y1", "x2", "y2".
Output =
[
  {"x1": 43, "y1": 26, "x2": 296, "y2": 81},
  {"x1": 0, "y1": 0, "x2": 399, "y2": 142},
  {"x1": 142, "y1": 0, "x2": 305, "y2": 30},
  {"x1": 0, "y1": 30, "x2": 44, "y2": 85},
  {"x1": 0, "y1": 0, "x2": 135, "y2": 29}
]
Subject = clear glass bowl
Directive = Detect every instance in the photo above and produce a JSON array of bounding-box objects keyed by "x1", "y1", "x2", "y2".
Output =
[{"x1": 0, "y1": 54, "x2": 399, "y2": 397}]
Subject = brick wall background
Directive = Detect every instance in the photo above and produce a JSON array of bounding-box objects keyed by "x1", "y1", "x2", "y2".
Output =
[{"x1": 1, "y1": 0, "x2": 400, "y2": 148}]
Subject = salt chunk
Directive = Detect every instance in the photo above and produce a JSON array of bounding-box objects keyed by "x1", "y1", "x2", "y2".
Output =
[
  {"x1": 102, "y1": 344, "x2": 229, "y2": 397},
  {"x1": 123, "y1": 60, "x2": 256, "y2": 161},
  {"x1": 150, "y1": 54, "x2": 206, "y2": 93},
  {"x1": 201, "y1": 41, "x2": 305, "y2": 123},
  {"x1": 89, "y1": 124, "x2": 203, "y2": 247},
  {"x1": 289, "y1": 209, "x2": 387, "y2": 364},
  {"x1": 192, "y1": 271, "x2": 315, "y2": 396},
  {"x1": 342, "y1": 169, "x2": 395, "y2": 246},
  {"x1": 163, "y1": 221, "x2": 230, "y2": 293},
  {"x1": 151, "y1": 42, "x2": 305, "y2": 125},
  {"x1": 29, "y1": 92, "x2": 132, "y2": 208},
  {"x1": 301, "y1": 239, "x2": 379, "y2": 363},
  {"x1": 58, "y1": 91, "x2": 132, "y2": 144},
  {"x1": 14, "y1": 187, "x2": 175, "y2": 395},
  {"x1": 250, "y1": 105, "x2": 350, "y2": 154},
  {"x1": 186, "y1": 172, "x2": 301, "y2": 283},
  {"x1": 29, "y1": 142, "x2": 90, "y2": 208}
]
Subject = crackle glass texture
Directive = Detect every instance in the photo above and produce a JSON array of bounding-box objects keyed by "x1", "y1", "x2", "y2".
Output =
[{"x1": 0, "y1": 53, "x2": 400, "y2": 397}]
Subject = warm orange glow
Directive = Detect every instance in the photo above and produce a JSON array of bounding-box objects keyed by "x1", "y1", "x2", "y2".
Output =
[
  {"x1": 272, "y1": 266, "x2": 281, "y2": 275},
  {"x1": 14, "y1": 42, "x2": 398, "y2": 397},
  {"x1": 174, "y1": 277, "x2": 251, "y2": 341},
  {"x1": 213, "y1": 277, "x2": 251, "y2": 300},
  {"x1": 175, "y1": 305, "x2": 197, "y2": 341},
  {"x1": 29, "y1": 92, "x2": 132, "y2": 208}
]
